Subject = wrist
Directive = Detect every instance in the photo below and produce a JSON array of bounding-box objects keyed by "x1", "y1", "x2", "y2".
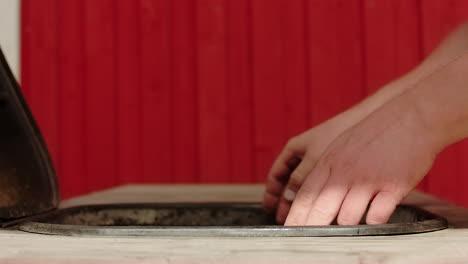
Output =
[
  {"x1": 399, "y1": 95, "x2": 445, "y2": 156},
  {"x1": 402, "y1": 52, "x2": 468, "y2": 153},
  {"x1": 360, "y1": 93, "x2": 443, "y2": 159}
]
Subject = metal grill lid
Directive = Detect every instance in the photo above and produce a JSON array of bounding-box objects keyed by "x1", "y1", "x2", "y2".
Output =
[{"x1": 0, "y1": 47, "x2": 59, "y2": 220}]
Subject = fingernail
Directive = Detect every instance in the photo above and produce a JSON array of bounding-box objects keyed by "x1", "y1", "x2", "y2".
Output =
[{"x1": 283, "y1": 189, "x2": 296, "y2": 201}]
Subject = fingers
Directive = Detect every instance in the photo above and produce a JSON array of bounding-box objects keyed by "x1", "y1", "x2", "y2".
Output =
[
  {"x1": 284, "y1": 164, "x2": 330, "y2": 226},
  {"x1": 337, "y1": 187, "x2": 375, "y2": 225},
  {"x1": 366, "y1": 191, "x2": 402, "y2": 225},
  {"x1": 263, "y1": 147, "x2": 301, "y2": 214},
  {"x1": 284, "y1": 161, "x2": 403, "y2": 226},
  {"x1": 265, "y1": 150, "x2": 295, "y2": 194},
  {"x1": 275, "y1": 199, "x2": 291, "y2": 224},
  {"x1": 283, "y1": 158, "x2": 392, "y2": 226},
  {"x1": 274, "y1": 152, "x2": 318, "y2": 223},
  {"x1": 282, "y1": 154, "x2": 316, "y2": 202},
  {"x1": 262, "y1": 191, "x2": 280, "y2": 215},
  {"x1": 304, "y1": 180, "x2": 348, "y2": 225},
  {"x1": 263, "y1": 149, "x2": 294, "y2": 215}
]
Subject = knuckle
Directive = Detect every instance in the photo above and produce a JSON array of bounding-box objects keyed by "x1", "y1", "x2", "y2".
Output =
[
  {"x1": 290, "y1": 191, "x2": 314, "y2": 208},
  {"x1": 379, "y1": 190, "x2": 403, "y2": 204},
  {"x1": 318, "y1": 154, "x2": 336, "y2": 170},
  {"x1": 293, "y1": 186, "x2": 316, "y2": 203},
  {"x1": 286, "y1": 137, "x2": 300, "y2": 149},
  {"x1": 296, "y1": 187, "x2": 315, "y2": 202},
  {"x1": 289, "y1": 170, "x2": 306, "y2": 186},
  {"x1": 297, "y1": 171, "x2": 325, "y2": 195},
  {"x1": 381, "y1": 185, "x2": 406, "y2": 199},
  {"x1": 287, "y1": 180, "x2": 302, "y2": 193}
]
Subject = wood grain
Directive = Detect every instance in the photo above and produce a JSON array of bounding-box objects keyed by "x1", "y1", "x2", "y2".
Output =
[
  {"x1": 0, "y1": 185, "x2": 467, "y2": 264},
  {"x1": 171, "y1": 0, "x2": 199, "y2": 183},
  {"x1": 56, "y1": 0, "x2": 87, "y2": 197},
  {"x1": 84, "y1": 0, "x2": 118, "y2": 191},
  {"x1": 139, "y1": 0, "x2": 172, "y2": 183},
  {"x1": 116, "y1": 0, "x2": 142, "y2": 185},
  {"x1": 196, "y1": 0, "x2": 230, "y2": 183},
  {"x1": 307, "y1": 0, "x2": 365, "y2": 127}
]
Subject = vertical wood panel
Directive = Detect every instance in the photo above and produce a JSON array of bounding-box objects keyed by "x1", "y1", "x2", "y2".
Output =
[
  {"x1": 57, "y1": 0, "x2": 87, "y2": 198},
  {"x1": 139, "y1": 0, "x2": 172, "y2": 182},
  {"x1": 364, "y1": 0, "x2": 422, "y2": 93},
  {"x1": 116, "y1": 0, "x2": 142, "y2": 184},
  {"x1": 251, "y1": 0, "x2": 288, "y2": 182},
  {"x1": 421, "y1": 0, "x2": 468, "y2": 205},
  {"x1": 225, "y1": 0, "x2": 254, "y2": 182},
  {"x1": 283, "y1": 0, "x2": 308, "y2": 137},
  {"x1": 20, "y1": 0, "x2": 468, "y2": 207},
  {"x1": 196, "y1": 0, "x2": 229, "y2": 182},
  {"x1": 21, "y1": 0, "x2": 60, "y2": 167},
  {"x1": 307, "y1": 0, "x2": 364, "y2": 127},
  {"x1": 84, "y1": 0, "x2": 118, "y2": 191},
  {"x1": 171, "y1": 0, "x2": 199, "y2": 183}
]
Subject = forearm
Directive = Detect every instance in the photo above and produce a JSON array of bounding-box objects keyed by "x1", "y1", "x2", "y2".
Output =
[
  {"x1": 277, "y1": 23, "x2": 468, "y2": 226},
  {"x1": 341, "y1": 22, "x2": 468, "y2": 126}
]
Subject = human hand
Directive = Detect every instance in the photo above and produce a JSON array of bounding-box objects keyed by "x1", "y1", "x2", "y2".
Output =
[
  {"x1": 262, "y1": 114, "x2": 355, "y2": 224},
  {"x1": 284, "y1": 100, "x2": 438, "y2": 226}
]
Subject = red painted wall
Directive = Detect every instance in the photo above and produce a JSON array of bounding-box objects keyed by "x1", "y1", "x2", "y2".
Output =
[{"x1": 21, "y1": 0, "x2": 468, "y2": 206}]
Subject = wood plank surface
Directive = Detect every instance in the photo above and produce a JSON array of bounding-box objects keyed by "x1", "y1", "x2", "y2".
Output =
[{"x1": 0, "y1": 185, "x2": 467, "y2": 264}]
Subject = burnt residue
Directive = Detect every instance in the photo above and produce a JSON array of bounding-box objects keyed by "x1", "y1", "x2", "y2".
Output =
[
  {"x1": 32, "y1": 203, "x2": 429, "y2": 227},
  {"x1": 38, "y1": 204, "x2": 277, "y2": 226}
]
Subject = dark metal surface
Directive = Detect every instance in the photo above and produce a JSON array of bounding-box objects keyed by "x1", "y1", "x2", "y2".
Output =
[
  {"x1": 0, "y1": 48, "x2": 59, "y2": 220},
  {"x1": 18, "y1": 203, "x2": 448, "y2": 237}
]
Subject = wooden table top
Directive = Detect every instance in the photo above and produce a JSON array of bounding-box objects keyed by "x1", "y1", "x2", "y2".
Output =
[{"x1": 1, "y1": 184, "x2": 468, "y2": 264}]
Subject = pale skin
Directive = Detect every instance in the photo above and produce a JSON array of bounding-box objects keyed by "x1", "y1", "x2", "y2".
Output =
[{"x1": 263, "y1": 22, "x2": 468, "y2": 225}]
